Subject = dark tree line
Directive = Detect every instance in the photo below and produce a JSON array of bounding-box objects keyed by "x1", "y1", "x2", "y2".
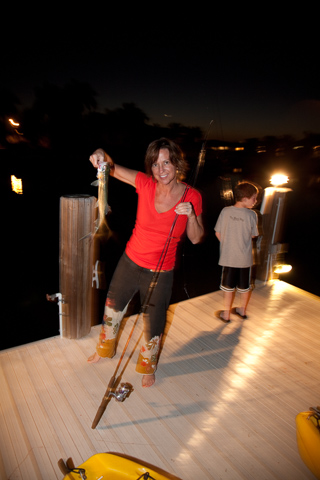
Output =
[
  {"x1": 1, "y1": 80, "x2": 319, "y2": 189},
  {"x1": 0, "y1": 81, "x2": 203, "y2": 163}
]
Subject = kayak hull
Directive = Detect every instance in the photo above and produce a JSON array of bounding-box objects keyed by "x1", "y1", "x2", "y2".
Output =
[
  {"x1": 296, "y1": 410, "x2": 320, "y2": 479},
  {"x1": 61, "y1": 452, "x2": 183, "y2": 479}
]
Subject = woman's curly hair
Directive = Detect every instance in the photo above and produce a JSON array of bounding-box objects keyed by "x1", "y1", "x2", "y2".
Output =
[{"x1": 144, "y1": 138, "x2": 189, "y2": 181}]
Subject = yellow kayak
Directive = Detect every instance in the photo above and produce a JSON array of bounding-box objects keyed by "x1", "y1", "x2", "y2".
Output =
[
  {"x1": 58, "y1": 452, "x2": 183, "y2": 479},
  {"x1": 295, "y1": 406, "x2": 320, "y2": 479}
]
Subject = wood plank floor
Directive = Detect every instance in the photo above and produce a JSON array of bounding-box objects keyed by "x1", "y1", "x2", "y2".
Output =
[{"x1": 0, "y1": 280, "x2": 319, "y2": 480}]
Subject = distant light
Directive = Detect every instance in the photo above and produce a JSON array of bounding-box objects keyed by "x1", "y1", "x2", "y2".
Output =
[
  {"x1": 9, "y1": 118, "x2": 20, "y2": 127},
  {"x1": 274, "y1": 264, "x2": 292, "y2": 274},
  {"x1": 257, "y1": 145, "x2": 266, "y2": 153},
  {"x1": 210, "y1": 146, "x2": 230, "y2": 151},
  {"x1": 270, "y1": 174, "x2": 289, "y2": 186},
  {"x1": 11, "y1": 175, "x2": 23, "y2": 194}
]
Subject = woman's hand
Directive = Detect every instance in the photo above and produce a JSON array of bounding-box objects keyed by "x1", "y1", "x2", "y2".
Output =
[
  {"x1": 89, "y1": 148, "x2": 114, "y2": 169},
  {"x1": 89, "y1": 148, "x2": 137, "y2": 187},
  {"x1": 174, "y1": 201, "x2": 195, "y2": 218},
  {"x1": 175, "y1": 202, "x2": 204, "y2": 244}
]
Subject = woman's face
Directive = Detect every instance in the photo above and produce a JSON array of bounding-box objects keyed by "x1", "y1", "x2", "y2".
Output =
[{"x1": 151, "y1": 148, "x2": 176, "y2": 185}]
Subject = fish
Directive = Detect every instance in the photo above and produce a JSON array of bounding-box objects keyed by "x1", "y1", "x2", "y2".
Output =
[
  {"x1": 91, "y1": 162, "x2": 111, "y2": 237},
  {"x1": 90, "y1": 162, "x2": 112, "y2": 290}
]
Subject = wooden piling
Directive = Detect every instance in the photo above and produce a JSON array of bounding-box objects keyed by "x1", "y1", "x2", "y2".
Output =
[
  {"x1": 256, "y1": 187, "x2": 292, "y2": 282},
  {"x1": 59, "y1": 195, "x2": 97, "y2": 339}
]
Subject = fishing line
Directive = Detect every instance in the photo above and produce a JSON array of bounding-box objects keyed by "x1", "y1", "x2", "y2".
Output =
[
  {"x1": 114, "y1": 185, "x2": 190, "y2": 375},
  {"x1": 141, "y1": 184, "x2": 190, "y2": 312}
]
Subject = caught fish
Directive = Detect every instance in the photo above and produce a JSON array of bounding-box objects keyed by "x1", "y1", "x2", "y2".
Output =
[
  {"x1": 90, "y1": 162, "x2": 112, "y2": 289},
  {"x1": 91, "y1": 162, "x2": 111, "y2": 237}
]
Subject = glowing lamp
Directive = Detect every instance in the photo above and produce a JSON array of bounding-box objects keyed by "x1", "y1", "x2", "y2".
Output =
[
  {"x1": 9, "y1": 118, "x2": 20, "y2": 127},
  {"x1": 11, "y1": 175, "x2": 23, "y2": 194},
  {"x1": 270, "y1": 174, "x2": 289, "y2": 186},
  {"x1": 274, "y1": 264, "x2": 292, "y2": 274}
]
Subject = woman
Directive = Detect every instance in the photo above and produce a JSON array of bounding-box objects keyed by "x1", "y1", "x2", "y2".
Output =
[{"x1": 88, "y1": 138, "x2": 204, "y2": 387}]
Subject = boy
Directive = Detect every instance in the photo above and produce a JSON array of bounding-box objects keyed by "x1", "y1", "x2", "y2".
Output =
[{"x1": 214, "y1": 181, "x2": 259, "y2": 322}]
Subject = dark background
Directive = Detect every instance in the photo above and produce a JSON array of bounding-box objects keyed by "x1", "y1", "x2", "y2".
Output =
[
  {"x1": 1, "y1": 14, "x2": 319, "y2": 350},
  {"x1": 2, "y1": 131, "x2": 319, "y2": 351}
]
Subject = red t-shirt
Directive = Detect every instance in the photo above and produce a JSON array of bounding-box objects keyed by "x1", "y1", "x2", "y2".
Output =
[{"x1": 125, "y1": 172, "x2": 202, "y2": 270}]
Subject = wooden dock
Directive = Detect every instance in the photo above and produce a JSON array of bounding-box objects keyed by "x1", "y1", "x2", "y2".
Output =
[{"x1": 0, "y1": 280, "x2": 319, "y2": 479}]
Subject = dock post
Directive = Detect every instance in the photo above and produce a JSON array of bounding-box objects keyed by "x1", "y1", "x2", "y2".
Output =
[
  {"x1": 59, "y1": 195, "x2": 97, "y2": 339},
  {"x1": 256, "y1": 187, "x2": 292, "y2": 282}
]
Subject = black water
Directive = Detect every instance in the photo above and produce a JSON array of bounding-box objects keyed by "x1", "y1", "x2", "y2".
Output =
[{"x1": 2, "y1": 146, "x2": 319, "y2": 351}]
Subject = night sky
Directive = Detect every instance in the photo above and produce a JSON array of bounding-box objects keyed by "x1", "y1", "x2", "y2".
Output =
[{"x1": 2, "y1": 17, "x2": 319, "y2": 142}]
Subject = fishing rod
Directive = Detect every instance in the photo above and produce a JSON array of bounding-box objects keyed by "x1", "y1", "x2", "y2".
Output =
[
  {"x1": 92, "y1": 185, "x2": 190, "y2": 429},
  {"x1": 182, "y1": 120, "x2": 213, "y2": 298},
  {"x1": 188, "y1": 120, "x2": 213, "y2": 188}
]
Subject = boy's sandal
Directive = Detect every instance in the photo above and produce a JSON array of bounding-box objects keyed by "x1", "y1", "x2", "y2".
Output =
[
  {"x1": 215, "y1": 310, "x2": 230, "y2": 323},
  {"x1": 231, "y1": 307, "x2": 248, "y2": 319}
]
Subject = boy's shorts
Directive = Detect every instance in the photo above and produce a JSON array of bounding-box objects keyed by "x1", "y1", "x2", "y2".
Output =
[{"x1": 220, "y1": 266, "x2": 251, "y2": 293}]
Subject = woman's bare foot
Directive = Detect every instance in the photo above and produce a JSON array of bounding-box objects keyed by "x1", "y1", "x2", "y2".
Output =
[
  {"x1": 142, "y1": 374, "x2": 155, "y2": 388},
  {"x1": 87, "y1": 352, "x2": 101, "y2": 363}
]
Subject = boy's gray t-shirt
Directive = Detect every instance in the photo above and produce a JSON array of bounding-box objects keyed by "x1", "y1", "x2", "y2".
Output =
[{"x1": 215, "y1": 206, "x2": 258, "y2": 268}]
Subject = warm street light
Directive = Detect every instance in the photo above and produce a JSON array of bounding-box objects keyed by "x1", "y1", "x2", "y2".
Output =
[
  {"x1": 11, "y1": 175, "x2": 23, "y2": 194},
  {"x1": 274, "y1": 264, "x2": 292, "y2": 274},
  {"x1": 8, "y1": 118, "x2": 20, "y2": 127},
  {"x1": 270, "y1": 174, "x2": 289, "y2": 186}
]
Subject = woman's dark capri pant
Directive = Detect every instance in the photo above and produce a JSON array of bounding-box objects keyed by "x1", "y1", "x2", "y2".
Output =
[{"x1": 95, "y1": 252, "x2": 173, "y2": 375}]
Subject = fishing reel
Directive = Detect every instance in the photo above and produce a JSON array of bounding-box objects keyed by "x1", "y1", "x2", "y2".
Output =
[{"x1": 108, "y1": 382, "x2": 133, "y2": 402}]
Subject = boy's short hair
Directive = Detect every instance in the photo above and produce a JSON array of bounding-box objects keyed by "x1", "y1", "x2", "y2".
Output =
[{"x1": 234, "y1": 182, "x2": 258, "y2": 202}]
